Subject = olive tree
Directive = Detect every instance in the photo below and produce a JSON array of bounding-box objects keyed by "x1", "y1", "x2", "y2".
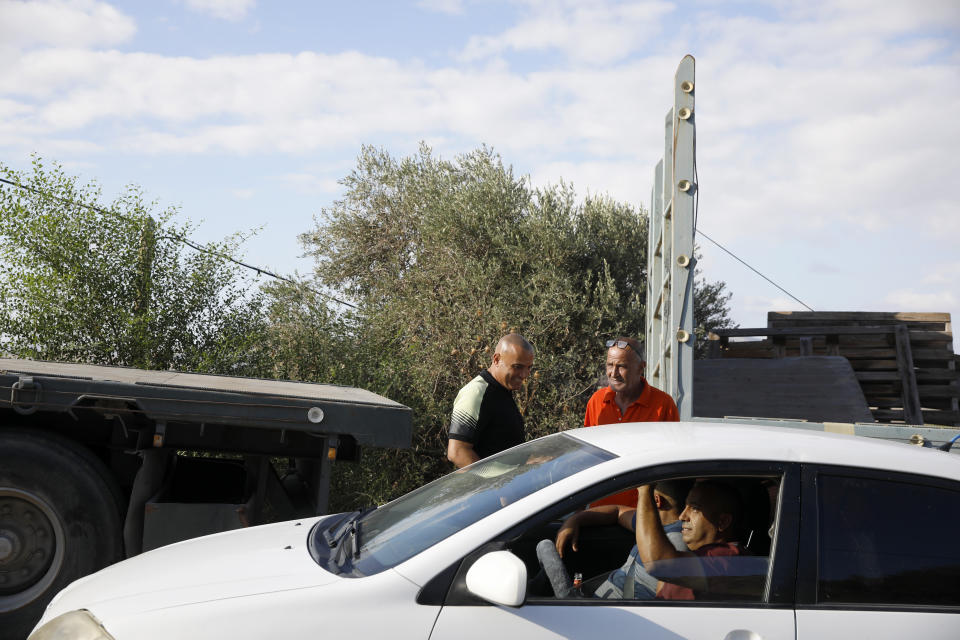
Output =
[
  {"x1": 0, "y1": 157, "x2": 268, "y2": 374},
  {"x1": 290, "y1": 144, "x2": 736, "y2": 507}
]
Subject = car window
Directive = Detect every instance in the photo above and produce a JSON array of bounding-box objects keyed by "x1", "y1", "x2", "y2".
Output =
[
  {"x1": 328, "y1": 433, "x2": 615, "y2": 576},
  {"x1": 521, "y1": 473, "x2": 782, "y2": 605},
  {"x1": 816, "y1": 473, "x2": 960, "y2": 607}
]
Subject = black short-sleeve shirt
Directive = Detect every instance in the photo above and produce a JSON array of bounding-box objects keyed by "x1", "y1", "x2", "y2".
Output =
[{"x1": 448, "y1": 369, "x2": 524, "y2": 460}]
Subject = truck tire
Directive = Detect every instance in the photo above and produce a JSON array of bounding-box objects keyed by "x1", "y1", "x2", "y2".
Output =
[{"x1": 0, "y1": 429, "x2": 124, "y2": 640}]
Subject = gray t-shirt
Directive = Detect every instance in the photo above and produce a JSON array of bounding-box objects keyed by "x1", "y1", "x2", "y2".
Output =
[{"x1": 593, "y1": 519, "x2": 687, "y2": 600}]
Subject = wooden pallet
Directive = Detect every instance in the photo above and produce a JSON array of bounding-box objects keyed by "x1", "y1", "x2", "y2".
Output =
[{"x1": 708, "y1": 312, "x2": 959, "y2": 426}]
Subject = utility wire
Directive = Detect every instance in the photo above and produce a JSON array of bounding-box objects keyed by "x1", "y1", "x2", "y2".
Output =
[
  {"x1": 3, "y1": 171, "x2": 809, "y2": 315},
  {"x1": 685, "y1": 102, "x2": 811, "y2": 313},
  {"x1": 695, "y1": 227, "x2": 815, "y2": 312},
  {"x1": 0, "y1": 176, "x2": 357, "y2": 310}
]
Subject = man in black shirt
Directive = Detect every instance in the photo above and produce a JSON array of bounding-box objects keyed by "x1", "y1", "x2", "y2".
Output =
[{"x1": 446, "y1": 333, "x2": 534, "y2": 468}]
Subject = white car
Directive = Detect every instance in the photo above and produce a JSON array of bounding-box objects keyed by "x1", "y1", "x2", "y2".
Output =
[{"x1": 29, "y1": 422, "x2": 960, "y2": 640}]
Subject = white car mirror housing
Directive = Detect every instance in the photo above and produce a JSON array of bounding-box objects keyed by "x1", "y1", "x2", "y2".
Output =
[{"x1": 464, "y1": 550, "x2": 527, "y2": 607}]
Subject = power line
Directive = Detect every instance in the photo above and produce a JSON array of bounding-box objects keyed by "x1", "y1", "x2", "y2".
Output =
[
  {"x1": 3, "y1": 171, "x2": 810, "y2": 316},
  {"x1": 695, "y1": 227, "x2": 814, "y2": 312},
  {"x1": 0, "y1": 175, "x2": 357, "y2": 310},
  {"x1": 685, "y1": 103, "x2": 811, "y2": 313}
]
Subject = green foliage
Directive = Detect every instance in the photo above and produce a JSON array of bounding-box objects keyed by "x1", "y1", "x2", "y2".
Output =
[
  {"x1": 0, "y1": 150, "x2": 737, "y2": 515},
  {"x1": 291, "y1": 144, "x2": 736, "y2": 510},
  {"x1": 0, "y1": 157, "x2": 268, "y2": 373}
]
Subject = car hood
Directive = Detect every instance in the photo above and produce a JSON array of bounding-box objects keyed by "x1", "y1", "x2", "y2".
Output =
[{"x1": 42, "y1": 516, "x2": 342, "y2": 622}]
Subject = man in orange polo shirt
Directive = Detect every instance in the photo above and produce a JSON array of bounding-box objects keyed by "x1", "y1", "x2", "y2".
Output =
[{"x1": 586, "y1": 337, "x2": 678, "y2": 507}]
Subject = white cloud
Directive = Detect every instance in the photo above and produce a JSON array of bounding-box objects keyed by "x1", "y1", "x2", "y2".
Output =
[
  {"x1": 883, "y1": 290, "x2": 958, "y2": 311},
  {"x1": 528, "y1": 159, "x2": 644, "y2": 204},
  {"x1": 700, "y1": 92, "x2": 959, "y2": 236},
  {"x1": 686, "y1": 6, "x2": 960, "y2": 240},
  {"x1": 923, "y1": 264, "x2": 960, "y2": 287},
  {"x1": 180, "y1": 0, "x2": 255, "y2": 21},
  {"x1": 809, "y1": 262, "x2": 842, "y2": 275},
  {"x1": 0, "y1": 98, "x2": 31, "y2": 119},
  {"x1": 461, "y1": 0, "x2": 676, "y2": 64},
  {"x1": 0, "y1": 0, "x2": 135, "y2": 50},
  {"x1": 1, "y1": 0, "x2": 957, "y2": 252},
  {"x1": 417, "y1": 0, "x2": 464, "y2": 15},
  {"x1": 1, "y1": 0, "x2": 957, "y2": 350},
  {"x1": 781, "y1": 0, "x2": 960, "y2": 35},
  {"x1": 276, "y1": 173, "x2": 343, "y2": 196}
]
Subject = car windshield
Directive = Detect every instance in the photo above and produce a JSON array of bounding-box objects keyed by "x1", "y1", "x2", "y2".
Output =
[{"x1": 319, "y1": 433, "x2": 614, "y2": 576}]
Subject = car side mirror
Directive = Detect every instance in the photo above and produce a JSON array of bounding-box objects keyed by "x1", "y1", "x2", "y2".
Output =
[{"x1": 464, "y1": 550, "x2": 527, "y2": 607}]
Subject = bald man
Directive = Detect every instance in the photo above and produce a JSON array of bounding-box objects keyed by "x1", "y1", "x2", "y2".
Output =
[{"x1": 447, "y1": 333, "x2": 534, "y2": 468}]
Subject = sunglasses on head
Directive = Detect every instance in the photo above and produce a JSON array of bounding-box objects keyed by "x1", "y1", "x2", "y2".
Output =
[{"x1": 605, "y1": 339, "x2": 632, "y2": 350}]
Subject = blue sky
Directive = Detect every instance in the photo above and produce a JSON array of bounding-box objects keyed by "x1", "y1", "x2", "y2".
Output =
[{"x1": 2, "y1": 0, "x2": 959, "y2": 348}]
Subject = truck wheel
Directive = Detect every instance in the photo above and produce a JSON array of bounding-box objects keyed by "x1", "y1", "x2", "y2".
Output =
[{"x1": 0, "y1": 429, "x2": 123, "y2": 640}]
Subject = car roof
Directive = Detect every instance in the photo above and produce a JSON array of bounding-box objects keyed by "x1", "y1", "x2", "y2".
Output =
[{"x1": 564, "y1": 421, "x2": 960, "y2": 480}]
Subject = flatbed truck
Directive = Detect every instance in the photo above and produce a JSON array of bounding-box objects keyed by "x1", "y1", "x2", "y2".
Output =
[{"x1": 0, "y1": 358, "x2": 411, "y2": 639}]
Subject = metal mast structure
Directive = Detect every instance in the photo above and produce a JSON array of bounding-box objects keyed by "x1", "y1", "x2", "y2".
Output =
[{"x1": 645, "y1": 55, "x2": 696, "y2": 419}]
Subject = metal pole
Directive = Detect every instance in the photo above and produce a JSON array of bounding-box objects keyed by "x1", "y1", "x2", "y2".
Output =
[{"x1": 646, "y1": 55, "x2": 696, "y2": 419}]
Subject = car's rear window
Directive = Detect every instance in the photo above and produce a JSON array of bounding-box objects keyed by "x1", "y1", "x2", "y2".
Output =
[{"x1": 817, "y1": 473, "x2": 960, "y2": 607}]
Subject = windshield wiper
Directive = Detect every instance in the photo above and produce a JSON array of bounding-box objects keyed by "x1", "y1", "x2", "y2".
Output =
[
  {"x1": 322, "y1": 511, "x2": 356, "y2": 549},
  {"x1": 351, "y1": 518, "x2": 363, "y2": 559},
  {"x1": 326, "y1": 506, "x2": 376, "y2": 566}
]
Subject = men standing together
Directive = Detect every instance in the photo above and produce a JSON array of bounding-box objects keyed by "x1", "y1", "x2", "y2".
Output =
[
  {"x1": 446, "y1": 334, "x2": 677, "y2": 470},
  {"x1": 446, "y1": 333, "x2": 534, "y2": 468},
  {"x1": 445, "y1": 334, "x2": 749, "y2": 601}
]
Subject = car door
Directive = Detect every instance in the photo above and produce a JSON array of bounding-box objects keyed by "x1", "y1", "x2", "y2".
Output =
[
  {"x1": 795, "y1": 465, "x2": 960, "y2": 639},
  {"x1": 429, "y1": 461, "x2": 800, "y2": 640}
]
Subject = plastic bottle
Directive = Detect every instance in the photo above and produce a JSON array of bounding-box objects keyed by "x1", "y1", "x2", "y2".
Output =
[{"x1": 572, "y1": 572, "x2": 583, "y2": 597}]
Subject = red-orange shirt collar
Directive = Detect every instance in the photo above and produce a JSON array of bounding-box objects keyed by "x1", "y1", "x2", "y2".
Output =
[{"x1": 601, "y1": 378, "x2": 651, "y2": 408}]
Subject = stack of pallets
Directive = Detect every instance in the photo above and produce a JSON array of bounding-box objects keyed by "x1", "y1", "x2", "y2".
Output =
[{"x1": 708, "y1": 312, "x2": 959, "y2": 426}]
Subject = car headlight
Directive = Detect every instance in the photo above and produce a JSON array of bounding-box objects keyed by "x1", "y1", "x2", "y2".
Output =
[{"x1": 28, "y1": 610, "x2": 116, "y2": 640}]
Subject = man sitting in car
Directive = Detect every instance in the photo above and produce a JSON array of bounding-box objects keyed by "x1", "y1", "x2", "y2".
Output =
[
  {"x1": 536, "y1": 480, "x2": 692, "y2": 599},
  {"x1": 635, "y1": 480, "x2": 744, "y2": 600}
]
